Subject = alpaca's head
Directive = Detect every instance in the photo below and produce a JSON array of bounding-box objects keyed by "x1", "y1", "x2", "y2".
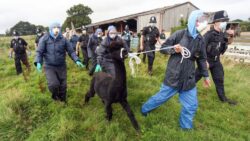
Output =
[
  {"x1": 109, "y1": 40, "x2": 124, "y2": 51},
  {"x1": 108, "y1": 39, "x2": 128, "y2": 62}
]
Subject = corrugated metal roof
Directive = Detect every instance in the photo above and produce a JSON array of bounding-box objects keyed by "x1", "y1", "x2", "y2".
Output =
[{"x1": 86, "y1": 1, "x2": 199, "y2": 27}]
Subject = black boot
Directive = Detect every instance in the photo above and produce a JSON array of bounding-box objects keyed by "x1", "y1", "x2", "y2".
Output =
[
  {"x1": 85, "y1": 64, "x2": 89, "y2": 70},
  {"x1": 142, "y1": 54, "x2": 146, "y2": 63},
  {"x1": 89, "y1": 64, "x2": 96, "y2": 76},
  {"x1": 52, "y1": 92, "x2": 59, "y2": 101},
  {"x1": 59, "y1": 86, "x2": 67, "y2": 103},
  {"x1": 83, "y1": 60, "x2": 89, "y2": 70},
  {"x1": 49, "y1": 87, "x2": 60, "y2": 101},
  {"x1": 226, "y1": 98, "x2": 237, "y2": 105},
  {"x1": 89, "y1": 68, "x2": 94, "y2": 76},
  {"x1": 148, "y1": 65, "x2": 153, "y2": 76},
  {"x1": 219, "y1": 95, "x2": 237, "y2": 106}
]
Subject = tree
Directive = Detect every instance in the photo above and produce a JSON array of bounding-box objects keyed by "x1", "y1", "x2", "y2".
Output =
[
  {"x1": 232, "y1": 19, "x2": 243, "y2": 23},
  {"x1": 6, "y1": 21, "x2": 48, "y2": 36},
  {"x1": 9, "y1": 21, "x2": 37, "y2": 36},
  {"x1": 62, "y1": 4, "x2": 93, "y2": 31},
  {"x1": 5, "y1": 29, "x2": 10, "y2": 36},
  {"x1": 36, "y1": 25, "x2": 48, "y2": 32},
  {"x1": 239, "y1": 21, "x2": 250, "y2": 32},
  {"x1": 170, "y1": 18, "x2": 187, "y2": 34}
]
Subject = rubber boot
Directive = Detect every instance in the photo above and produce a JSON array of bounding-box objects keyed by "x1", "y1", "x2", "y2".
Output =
[
  {"x1": 148, "y1": 65, "x2": 153, "y2": 76},
  {"x1": 50, "y1": 87, "x2": 60, "y2": 101},
  {"x1": 59, "y1": 86, "x2": 67, "y2": 103},
  {"x1": 219, "y1": 94, "x2": 237, "y2": 106}
]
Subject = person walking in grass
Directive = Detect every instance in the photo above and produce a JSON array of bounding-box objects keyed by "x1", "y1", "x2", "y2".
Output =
[
  {"x1": 94, "y1": 25, "x2": 128, "y2": 75},
  {"x1": 76, "y1": 27, "x2": 90, "y2": 69},
  {"x1": 141, "y1": 10, "x2": 211, "y2": 130},
  {"x1": 87, "y1": 28, "x2": 103, "y2": 76},
  {"x1": 195, "y1": 10, "x2": 237, "y2": 105},
  {"x1": 9, "y1": 31, "x2": 31, "y2": 75},
  {"x1": 34, "y1": 22, "x2": 84, "y2": 102},
  {"x1": 140, "y1": 16, "x2": 162, "y2": 75}
]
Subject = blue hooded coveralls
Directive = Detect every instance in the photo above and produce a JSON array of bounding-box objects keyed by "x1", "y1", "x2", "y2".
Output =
[
  {"x1": 35, "y1": 22, "x2": 80, "y2": 101},
  {"x1": 87, "y1": 28, "x2": 103, "y2": 75},
  {"x1": 141, "y1": 10, "x2": 209, "y2": 129}
]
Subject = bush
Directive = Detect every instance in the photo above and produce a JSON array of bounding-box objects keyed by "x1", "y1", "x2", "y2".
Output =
[
  {"x1": 240, "y1": 21, "x2": 250, "y2": 32},
  {"x1": 171, "y1": 18, "x2": 187, "y2": 34}
]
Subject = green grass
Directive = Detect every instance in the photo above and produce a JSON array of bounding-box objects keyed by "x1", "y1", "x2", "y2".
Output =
[{"x1": 0, "y1": 36, "x2": 250, "y2": 141}]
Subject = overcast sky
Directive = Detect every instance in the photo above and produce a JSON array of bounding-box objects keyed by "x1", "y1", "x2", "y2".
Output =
[{"x1": 0, "y1": 0, "x2": 249, "y2": 34}]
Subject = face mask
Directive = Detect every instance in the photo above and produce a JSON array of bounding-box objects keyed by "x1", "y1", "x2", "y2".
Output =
[
  {"x1": 109, "y1": 34, "x2": 116, "y2": 39},
  {"x1": 38, "y1": 33, "x2": 42, "y2": 36},
  {"x1": 97, "y1": 34, "x2": 101, "y2": 38},
  {"x1": 82, "y1": 30, "x2": 86, "y2": 34},
  {"x1": 196, "y1": 21, "x2": 208, "y2": 33},
  {"x1": 219, "y1": 22, "x2": 227, "y2": 32},
  {"x1": 52, "y1": 28, "x2": 60, "y2": 36},
  {"x1": 14, "y1": 36, "x2": 18, "y2": 40}
]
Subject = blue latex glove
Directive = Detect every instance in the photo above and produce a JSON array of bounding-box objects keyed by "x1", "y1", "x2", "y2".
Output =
[
  {"x1": 94, "y1": 64, "x2": 102, "y2": 72},
  {"x1": 36, "y1": 63, "x2": 42, "y2": 73},
  {"x1": 76, "y1": 61, "x2": 85, "y2": 68}
]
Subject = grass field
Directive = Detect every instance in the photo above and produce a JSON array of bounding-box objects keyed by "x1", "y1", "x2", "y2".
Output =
[{"x1": 0, "y1": 36, "x2": 249, "y2": 141}]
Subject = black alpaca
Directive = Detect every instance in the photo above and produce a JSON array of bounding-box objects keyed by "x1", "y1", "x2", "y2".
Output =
[{"x1": 85, "y1": 47, "x2": 140, "y2": 131}]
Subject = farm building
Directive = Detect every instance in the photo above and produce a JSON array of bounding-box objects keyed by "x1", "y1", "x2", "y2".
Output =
[{"x1": 85, "y1": 1, "x2": 199, "y2": 34}]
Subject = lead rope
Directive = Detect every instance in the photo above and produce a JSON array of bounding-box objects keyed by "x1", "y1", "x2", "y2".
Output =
[{"x1": 126, "y1": 46, "x2": 191, "y2": 76}]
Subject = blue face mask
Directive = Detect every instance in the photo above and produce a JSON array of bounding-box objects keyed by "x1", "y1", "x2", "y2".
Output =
[{"x1": 219, "y1": 22, "x2": 227, "y2": 32}]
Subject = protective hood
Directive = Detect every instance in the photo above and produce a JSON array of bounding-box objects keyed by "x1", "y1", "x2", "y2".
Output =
[
  {"x1": 95, "y1": 28, "x2": 102, "y2": 36},
  {"x1": 187, "y1": 10, "x2": 204, "y2": 39},
  {"x1": 107, "y1": 25, "x2": 116, "y2": 33},
  {"x1": 107, "y1": 25, "x2": 117, "y2": 38},
  {"x1": 106, "y1": 25, "x2": 118, "y2": 46},
  {"x1": 49, "y1": 22, "x2": 62, "y2": 39}
]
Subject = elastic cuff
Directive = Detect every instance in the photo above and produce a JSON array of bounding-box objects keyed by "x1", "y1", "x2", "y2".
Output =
[{"x1": 75, "y1": 59, "x2": 80, "y2": 63}]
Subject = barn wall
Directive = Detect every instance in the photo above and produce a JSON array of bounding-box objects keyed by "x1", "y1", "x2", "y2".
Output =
[
  {"x1": 87, "y1": 3, "x2": 199, "y2": 34},
  {"x1": 137, "y1": 13, "x2": 161, "y2": 33},
  {"x1": 163, "y1": 3, "x2": 198, "y2": 32}
]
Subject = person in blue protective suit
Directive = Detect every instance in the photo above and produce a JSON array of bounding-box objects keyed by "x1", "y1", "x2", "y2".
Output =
[
  {"x1": 76, "y1": 27, "x2": 90, "y2": 69},
  {"x1": 87, "y1": 28, "x2": 103, "y2": 76},
  {"x1": 95, "y1": 25, "x2": 128, "y2": 76},
  {"x1": 70, "y1": 30, "x2": 79, "y2": 52},
  {"x1": 141, "y1": 10, "x2": 211, "y2": 129},
  {"x1": 34, "y1": 22, "x2": 84, "y2": 102}
]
